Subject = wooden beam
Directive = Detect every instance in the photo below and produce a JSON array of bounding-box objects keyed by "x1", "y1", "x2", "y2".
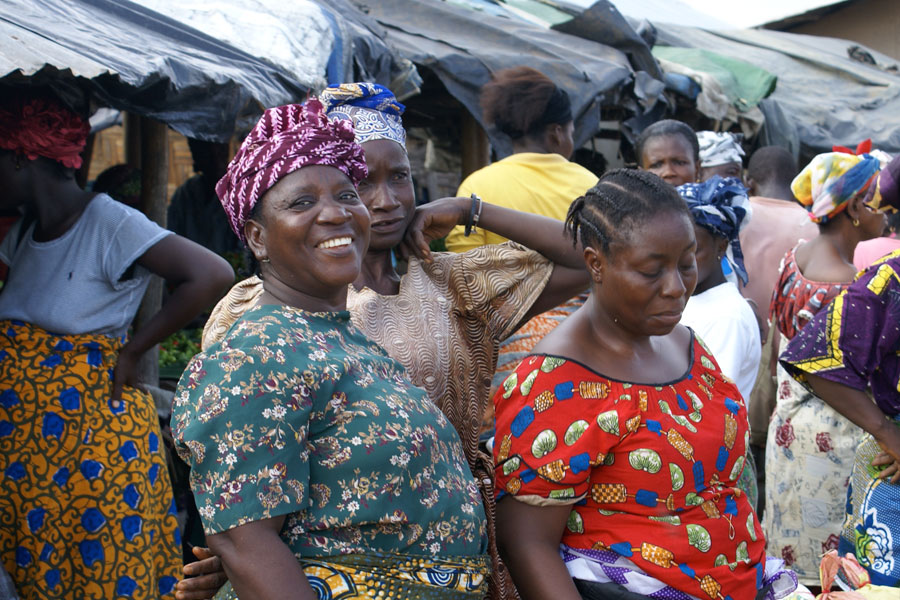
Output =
[
  {"x1": 460, "y1": 110, "x2": 490, "y2": 179},
  {"x1": 134, "y1": 116, "x2": 169, "y2": 389},
  {"x1": 124, "y1": 112, "x2": 142, "y2": 169},
  {"x1": 75, "y1": 133, "x2": 95, "y2": 189}
]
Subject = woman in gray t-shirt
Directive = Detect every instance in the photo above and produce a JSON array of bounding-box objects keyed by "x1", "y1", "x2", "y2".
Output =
[{"x1": 0, "y1": 92, "x2": 234, "y2": 600}]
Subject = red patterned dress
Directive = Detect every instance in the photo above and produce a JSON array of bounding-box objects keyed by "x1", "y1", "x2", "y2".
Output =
[{"x1": 493, "y1": 336, "x2": 786, "y2": 600}]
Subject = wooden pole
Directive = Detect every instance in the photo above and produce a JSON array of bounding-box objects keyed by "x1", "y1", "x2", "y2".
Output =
[
  {"x1": 75, "y1": 133, "x2": 95, "y2": 189},
  {"x1": 124, "y1": 112, "x2": 142, "y2": 169},
  {"x1": 134, "y1": 116, "x2": 169, "y2": 390},
  {"x1": 460, "y1": 110, "x2": 490, "y2": 179}
]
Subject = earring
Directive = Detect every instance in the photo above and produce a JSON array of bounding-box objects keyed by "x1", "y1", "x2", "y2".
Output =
[
  {"x1": 853, "y1": 218, "x2": 860, "y2": 227},
  {"x1": 259, "y1": 257, "x2": 271, "y2": 264}
]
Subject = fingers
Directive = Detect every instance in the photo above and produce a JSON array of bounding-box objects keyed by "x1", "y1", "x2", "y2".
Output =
[
  {"x1": 182, "y1": 550, "x2": 220, "y2": 576},
  {"x1": 871, "y1": 452, "x2": 894, "y2": 466},
  {"x1": 412, "y1": 230, "x2": 432, "y2": 263},
  {"x1": 875, "y1": 461, "x2": 900, "y2": 483},
  {"x1": 174, "y1": 571, "x2": 228, "y2": 600},
  {"x1": 177, "y1": 549, "x2": 226, "y2": 600},
  {"x1": 110, "y1": 367, "x2": 124, "y2": 405}
]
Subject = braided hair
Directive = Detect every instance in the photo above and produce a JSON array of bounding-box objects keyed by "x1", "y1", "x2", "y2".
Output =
[
  {"x1": 636, "y1": 119, "x2": 700, "y2": 167},
  {"x1": 565, "y1": 169, "x2": 689, "y2": 254}
]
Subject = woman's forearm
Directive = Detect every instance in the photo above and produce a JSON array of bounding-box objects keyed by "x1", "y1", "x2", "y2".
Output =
[
  {"x1": 805, "y1": 373, "x2": 891, "y2": 438},
  {"x1": 126, "y1": 235, "x2": 234, "y2": 358},
  {"x1": 208, "y1": 519, "x2": 316, "y2": 599},
  {"x1": 476, "y1": 202, "x2": 584, "y2": 268},
  {"x1": 495, "y1": 497, "x2": 582, "y2": 600}
]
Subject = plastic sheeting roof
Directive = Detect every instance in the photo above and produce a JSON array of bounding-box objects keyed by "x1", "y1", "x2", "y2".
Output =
[
  {"x1": 653, "y1": 24, "x2": 900, "y2": 156},
  {"x1": 356, "y1": 0, "x2": 665, "y2": 156},
  {"x1": 0, "y1": 0, "x2": 309, "y2": 141},
  {"x1": 131, "y1": 0, "x2": 335, "y2": 90}
]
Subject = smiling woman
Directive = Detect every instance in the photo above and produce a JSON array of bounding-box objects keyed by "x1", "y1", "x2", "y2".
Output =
[
  {"x1": 243, "y1": 165, "x2": 370, "y2": 311},
  {"x1": 171, "y1": 99, "x2": 490, "y2": 600}
]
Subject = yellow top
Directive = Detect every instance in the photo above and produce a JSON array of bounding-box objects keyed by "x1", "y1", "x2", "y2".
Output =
[{"x1": 445, "y1": 152, "x2": 598, "y2": 253}]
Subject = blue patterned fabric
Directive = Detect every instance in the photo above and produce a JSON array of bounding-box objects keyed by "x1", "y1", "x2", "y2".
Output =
[
  {"x1": 839, "y1": 417, "x2": 900, "y2": 587},
  {"x1": 677, "y1": 176, "x2": 752, "y2": 285},
  {"x1": 319, "y1": 83, "x2": 406, "y2": 147}
]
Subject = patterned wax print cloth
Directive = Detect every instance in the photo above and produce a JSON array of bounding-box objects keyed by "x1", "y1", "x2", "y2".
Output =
[
  {"x1": 697, "y1": 131, "x2": 744, "y2": 168},
  {"x1": 779, "y1": 249, "x2": 900, "y2": 417},
  {"x1": 488, "y1": 293, "x2": 588, "y2": 433},
  {"x1": 174, "y1": 305, "x2": 489, "y2": 598},
  {"x1": 492, "y1": 335, "x2": 786, "y2": 600},
  {"x1": 769, "y1": 246, "x2": 848, "y2": 341},
  {"x1": 763, "y1": 246, "x2": 857, "y2": 585},
  {"x1": 837, "y1": 419, "x2": 900, "y2": 588},
  {"x1": 319, "y1": 82, "x2": 407, "y2": 147},
  {"x1": 763, "y1": 352, "x2": 862, "y2": 586},
  {"x1": 0, "y1": 320, "x2": 181, "y2": 599},
  {"x1": 776, "y1": 250, "x2": 900, "y2": 588},
  {"x1": 790, "y1": 151, "x2": 886, "y2": 224},
  {"x1": 215, "y1": 98, "x2": 367, "y2": 243},
  {"x1": 200, "y1": 244, "x2": 555, "y2": 600},
  {"x1": 211, "y1": 553, "x2": 489, "y2": 600}
]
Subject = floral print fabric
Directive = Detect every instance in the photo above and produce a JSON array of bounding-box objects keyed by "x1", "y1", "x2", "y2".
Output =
[
  {"x1": 174, "y1": 304, "x2": 487, "y2": 560},
  {"x1": 493, "y1": 337, "x2": 768, "y2": 600},
  {"x1": 764, "y1": 246, "x2": 859, "y2": 586},
  {"x1": 763, "y1": 358, "x2": 861, "y2": 585},
  {"x1": 0, "y1": 320, "x2": 181, "y2": 599}
]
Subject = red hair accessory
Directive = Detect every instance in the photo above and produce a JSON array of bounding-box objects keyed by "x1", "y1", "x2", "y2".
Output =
[
  {"x1": 0, "y1": 95, "x2": 90, "y2": 169},
  {"x1": 832, "y1": 139, "x2": 872, "y2": 156}
]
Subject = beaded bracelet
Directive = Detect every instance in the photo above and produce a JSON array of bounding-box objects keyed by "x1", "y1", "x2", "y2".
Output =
[{"x1": 464, "y1": 193, "x2": 483, "y2": 237}]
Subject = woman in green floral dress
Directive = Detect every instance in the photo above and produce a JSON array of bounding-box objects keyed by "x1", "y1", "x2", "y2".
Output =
[{"x1": 172, "y1": 98, "x2": 489, "y2": 599}]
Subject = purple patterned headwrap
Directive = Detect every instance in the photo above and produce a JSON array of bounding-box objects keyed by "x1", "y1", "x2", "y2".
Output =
[
  {"x1": 873, "y1": 153, "x2": 900, "y2": 213},
  {"x1": 216, "y1": 97, "x2": 368, "y2": 243}
]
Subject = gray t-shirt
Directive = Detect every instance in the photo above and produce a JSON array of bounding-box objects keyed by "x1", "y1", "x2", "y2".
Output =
[{"x1": 0, "y1": 193, "x2": 172, "y2": 337}]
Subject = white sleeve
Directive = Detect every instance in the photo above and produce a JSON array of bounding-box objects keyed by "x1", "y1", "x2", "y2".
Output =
[{"x1": 696, "y1": 307, "x2": 761, "y2": 402}]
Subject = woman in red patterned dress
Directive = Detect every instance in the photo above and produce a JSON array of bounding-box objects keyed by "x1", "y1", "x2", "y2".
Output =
[{"x1": 493, "y1": 169, "x2": 805, "y2": 600}]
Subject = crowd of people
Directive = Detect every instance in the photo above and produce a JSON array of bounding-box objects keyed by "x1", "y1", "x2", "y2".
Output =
[{"x1": 1, "y1": 64, "x2": 899, "y2": 600}]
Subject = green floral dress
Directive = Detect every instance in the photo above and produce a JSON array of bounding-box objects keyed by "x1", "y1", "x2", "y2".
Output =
[{"x1": 173, "y1": 304, "x2": 489, "y2": 598}]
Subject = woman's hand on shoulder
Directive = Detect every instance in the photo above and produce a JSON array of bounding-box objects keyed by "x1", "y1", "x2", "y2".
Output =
[{"x1": 399, "y1": 196, "x2": 470, "y2": 263}]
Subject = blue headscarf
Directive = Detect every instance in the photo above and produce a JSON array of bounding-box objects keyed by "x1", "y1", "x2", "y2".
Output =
[
  {"x1": 318, "y1": 82, "x2": 406, "y2": 148},
  {"x1": 677, "y1": 176, "x2": 752, "y2": 285}
]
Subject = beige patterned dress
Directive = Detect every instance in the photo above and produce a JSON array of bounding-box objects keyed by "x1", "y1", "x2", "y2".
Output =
[{"x1": 202, "y1": 242, "x2": 554, "y2": 600}]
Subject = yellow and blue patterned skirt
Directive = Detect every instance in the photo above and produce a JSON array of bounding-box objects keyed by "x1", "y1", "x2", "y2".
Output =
[
  {"x1": 214, "y1": 552, "x2": 490, "y2": 599},
  {"x1": 0, "y1": 320, "x2": 181, "y2": 599}
]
